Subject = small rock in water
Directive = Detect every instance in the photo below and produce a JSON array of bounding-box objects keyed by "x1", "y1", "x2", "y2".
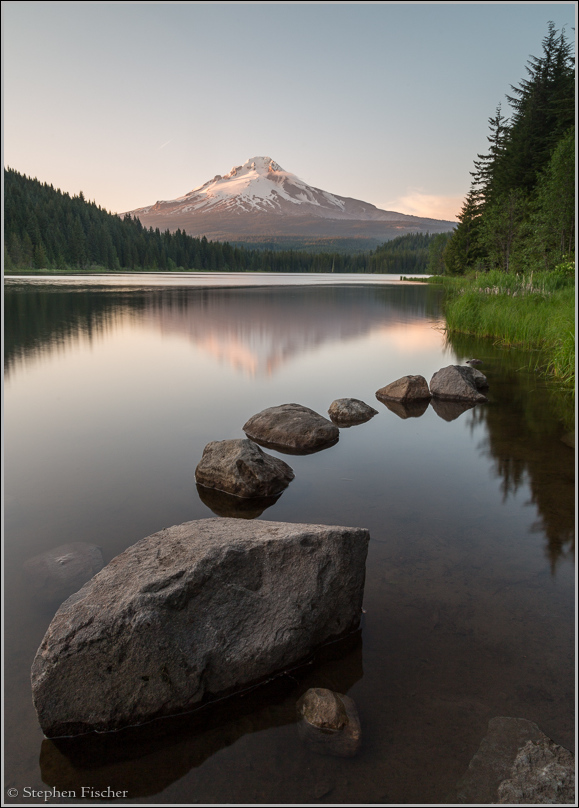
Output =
[
  {"x1": 195, "y1": 438, "x2": 294, "y2": 498},
  {"x1": 376, "y1": 375, "x2": 431, "y2": 403},
  {"x1": 243, "y1": 403, "x2": 339, "y2": 454},
  {"x1": 23, "y1": 543, "x2": 104, "y2": 606},
  {"x1": 327, "y1": 398, "x2": 378, "y2": 426},
  {"x1": 430, "y1": 365, "x2": 488, "y2": 403},
  {"x1": 465, "y1": 358, "x2": 483, "y2": 366},
  {"x1": 297, "y1": 687, "x2": 361, "y2": 757}
]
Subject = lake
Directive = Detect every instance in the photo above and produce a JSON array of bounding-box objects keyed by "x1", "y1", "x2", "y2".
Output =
[{"x1": 3, "y1": 273, "x2": 575, "y2": 804}]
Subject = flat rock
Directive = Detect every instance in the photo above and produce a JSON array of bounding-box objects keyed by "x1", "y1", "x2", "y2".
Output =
[
  {"x1": 430, "y1": 365, "x2": 488, "y2": 403},
  {"x1": 23, "y1": 543, "x2": 104, "y2": 605},
  {"x1": 376, "y1": 374, "x2": 431, "y2": 403},
  {"x1": 31, "y1": 518, "x2": 369, "y2": 737},
  {"x1": 328, "y1": 398, "x2": 378, "y2": 426},
  {"x1": 195, "y1": 438, "x2": 294, "y2": 498},
  {"x1": 243, "y1": 403, "x2": 339, "y2": 454},
  {"x1": 496, "y1": 737, "x2": 575, "y2": 804},
  {"x1": 454, "y1": 716, "x2": 574, "y2": 804},
  {"x1": 297, "y1": 687, "x2": 361, "y2": 757}
]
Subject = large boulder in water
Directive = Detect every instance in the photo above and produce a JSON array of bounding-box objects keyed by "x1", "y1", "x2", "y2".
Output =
[
  {"x1": 430, "y1": 365, "x2": 488, "y2": 403},
  {"x1": 243, "y1": 403, "x2": 339, "y2": 453},
  {"x1": 195, "y1": 438, "x2": 294, "y2": 498},
  {"x1": 327, "y1": 398, "x2": 378, "y2": 426},
  {"x1": 31, "y1": 518, "x2": 369, "y2": 737},
  {"x1": 23, "y1": 543, "x2": 104, "y2": 606},
  {"x1": 376, "y1": 374, "x2": 431, "y2": 403}
]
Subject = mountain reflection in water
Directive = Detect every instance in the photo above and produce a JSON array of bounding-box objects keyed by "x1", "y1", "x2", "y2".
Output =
[{"x1": 4, "y1": 283, "x2": 442, "y2": 378}]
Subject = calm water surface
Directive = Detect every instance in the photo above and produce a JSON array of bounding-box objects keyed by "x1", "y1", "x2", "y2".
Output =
[{"x1": 4, "y1": 275, "x2": 575, "y2": 804}]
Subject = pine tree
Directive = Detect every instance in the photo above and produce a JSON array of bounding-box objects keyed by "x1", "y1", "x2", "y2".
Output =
[{"x1": 443, "y1": 190, "x2": 484, "y2": 274}]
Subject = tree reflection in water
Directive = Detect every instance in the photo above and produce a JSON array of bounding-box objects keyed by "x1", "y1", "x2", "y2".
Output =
[{"x1": 444, "y1": 332, "x2": 575, "y2": 572}]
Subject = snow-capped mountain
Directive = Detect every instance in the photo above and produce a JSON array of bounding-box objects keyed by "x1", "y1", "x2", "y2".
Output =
[{"x1": 123, "y1": 156, "x2": 455, "y2": 245}]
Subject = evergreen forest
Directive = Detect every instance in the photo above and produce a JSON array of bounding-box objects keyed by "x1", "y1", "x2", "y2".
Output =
[
  {"x1": 442, "y1": 22, "x2": 574, "y2": 275},
  {"x1": 4, "y1": 167, "x2": 450, "y2": 275}
]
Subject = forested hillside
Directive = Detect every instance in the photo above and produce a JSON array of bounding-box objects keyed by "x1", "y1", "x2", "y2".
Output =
[
  {"x1": 3, "y1": 168, "x2": 451, "y2": 274},
  {"x1": 444, "y1": 22, "x2": 574, "y2": 274}
]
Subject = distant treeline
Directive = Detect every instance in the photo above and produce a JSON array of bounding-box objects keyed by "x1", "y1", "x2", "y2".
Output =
[{"x1": 4, "y1": 167, "x2": 452, "y2": 273}]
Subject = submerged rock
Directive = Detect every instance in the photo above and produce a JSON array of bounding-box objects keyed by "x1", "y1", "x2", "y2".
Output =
[
  {"x1": 243, "y1": 403, "x2": 339, "y2": 454},
  {"x1": 195, "y1": 438, "x2": 294, "y2": 498},
  {"x1": 376, "y1": 374, "x2": 431, "y2": 403},
  {"x1": 31, "y1": 518, "x2": 369, "y2": 737},
  {"x1": 328, "y1": 398, "x2": 378, "y2": 426},
  {"x1": 560, "y1": 430, "x2": 575, "y2": 449},
  {"x1": 296, "y1": 687, "x2": 361, "y2": 757},
  {"x1": 430, "y1": 365, "x2": 488, "y2": 403},
  {"x1": 454, "y1": 716, "x2": 574, "y2": 804},
  {"x1": 496, "y1": 737, "x2": 575, "y2": 804},
  {"x1": 23, "y1": 543, "x2": 104, "y2": 606}
]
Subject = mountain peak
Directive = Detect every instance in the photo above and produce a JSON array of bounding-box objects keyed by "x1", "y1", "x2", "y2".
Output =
[
  {"x1": 124, "y1": 156, "x2": 456, "y2": 244},
  {"x1": 221, "y1": 156, "x2": 284, "y2": 181}
]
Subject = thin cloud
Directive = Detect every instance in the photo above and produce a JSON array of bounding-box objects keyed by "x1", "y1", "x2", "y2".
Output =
[
  {"x1": 383, "y1": 189, "x2": 462, "y2": 222},
  {"x1": 158, "y1": 138, "x2": 174, "y2": 151}
]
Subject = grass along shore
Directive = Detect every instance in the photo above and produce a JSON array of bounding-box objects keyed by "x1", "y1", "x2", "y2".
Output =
[{"x1": 428, "y1": 266, "x2": 575, "y2": 388}]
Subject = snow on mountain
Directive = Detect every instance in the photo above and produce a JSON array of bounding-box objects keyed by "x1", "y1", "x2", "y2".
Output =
[{"x1": 124, "y1": 156, "x2": 455, "y2": 242}]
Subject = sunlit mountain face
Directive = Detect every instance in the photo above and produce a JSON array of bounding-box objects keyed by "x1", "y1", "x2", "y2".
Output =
[{"x1": 122, "y1": 156, "x2": 455, "y2": 244}]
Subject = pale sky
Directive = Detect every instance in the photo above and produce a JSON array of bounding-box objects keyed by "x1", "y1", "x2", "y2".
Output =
[{"x1": 2, "y1": 2, "x2": 575, "y2": 222}]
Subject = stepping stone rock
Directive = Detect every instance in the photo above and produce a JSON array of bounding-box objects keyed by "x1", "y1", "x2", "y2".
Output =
[
  {"x1": 297, "y1": 687, "x2": 361, "y2": 757},
  {"x1": 243, "y1": 403, "x2": 339, "y2": 454},
  {"x1": 195, "y1": 438, "x2": 294, "y2": 498},
  {"x1": 430, "y1": 365, "x2": 488, "y2": 403},
  {"x1": 328, "y1": 398, "x2": 378, "y2": 426},
  {"x1": 31, "y1": 518, "x2": 370, "y2": 737},
  {"x1": 23, "y1": 543, "x2": 104, "y2": 606},
  {"x1": 376, "y1": 375, "x2": 431, "y2": 403}
]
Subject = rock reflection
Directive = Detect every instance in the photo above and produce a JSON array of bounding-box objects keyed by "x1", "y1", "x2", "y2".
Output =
[
  {"x1": 196, "y1": 484, "x2": 282, "y2": 519},
  {"x1": 379, "y1": 398, "x2": 430, "y2": 419},
  {"x1": 248, "y1": 435, "x2": 340, "y2": 456},
  {"x1": 446, "y1": 333, "x2": 575, "y2": 570},
  {"x1": 430, "y1": 398, "x2": 477, "y2": 422},
  {"x1": 39, "y1": 631, "x2": 363, "y2": 798}
]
